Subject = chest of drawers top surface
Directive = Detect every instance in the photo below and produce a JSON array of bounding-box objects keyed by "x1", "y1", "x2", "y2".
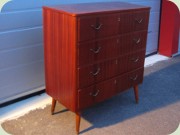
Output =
[{"x1": 43, "y1": 2, "x2": 150, "y2": 16}]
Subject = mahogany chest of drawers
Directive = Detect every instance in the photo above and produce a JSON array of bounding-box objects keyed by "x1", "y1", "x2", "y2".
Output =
[{"x1": 43, "y1": 2, "x2": 150, "y2": 134}]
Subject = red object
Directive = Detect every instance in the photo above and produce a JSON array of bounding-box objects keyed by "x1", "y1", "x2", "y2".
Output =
[
  {"x1": 43, "y1": 2, "x2": 150, "y2": 134},
  {"x1": 159, "y1": 0, "x2": 180, "y2": 57}
]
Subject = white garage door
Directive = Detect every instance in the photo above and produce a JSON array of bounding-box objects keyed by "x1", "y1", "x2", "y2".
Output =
[{"x1": 0, "y1": 0, "x2": 161, "y2": 104}]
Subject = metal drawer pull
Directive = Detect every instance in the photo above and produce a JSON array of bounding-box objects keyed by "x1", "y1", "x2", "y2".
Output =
[
  {"x1": 90, "y1": 46, "x2": 101, "y2": 54},
  {"x1": 130, "y1": 75, "x2": 138, "y2": 81},
  {"x1": 133, "y1": 38, "x2": 141, "y2": 44},
  {"x1": 131, "y1": 57, "x2": 139, "y2": 63},
  {"x1": 135, "y1": 18, "x2": 143, "y2": 24},
  {"x1": 91, "y1": 23, "x2": 103, "y2": 30},
  {"x1": 90, "y1": 90, "x2": 100, "y2": 97},
  {"x1": 91, "y1": 67, "x2": 100, "y2": 76}
]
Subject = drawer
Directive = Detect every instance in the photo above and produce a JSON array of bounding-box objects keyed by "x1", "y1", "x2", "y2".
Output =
[
  {"x1": 132, "y1": 31, "x2": 148, "y2": 51},
  {"x1": 78, "y1": 17, "x2": 96, "y2": 42},
  {"x1": 117, "y1": 50, "x2": 145, "y2": 75},
  {"x1": 78, "y1": 86, "x2": 95, "y2": 110},
  {"x1": 78, "y1": 64, "x2": 94, "y2": 89},
  {"x1": 128, "y1": 51, "x2": 145, "y2": 71},
  {"x1": 78, "y1": 78, "x2": 116, "y2": 110},
  {"x1": 133, "y1": 10, "x2": 149, "y2": 31},
  {"x1": 78, "y1": 37, "x2": 117, "y2": 66},
  {"x1": 78, "y1": 14, "x2": 119, "y2": 41},
  {"x1": 117, "y1": 54, "x2": 129, "y2": 75},
  {"x1": 78, "y1": 59, "x2": 118, "y2": 88},
  {"x1": 117, "y1": 67, "x2": 144, "y2": 92},
  {"x1": 119, "y1": 10, "x2": 149, "y2": 34},
  {"x1": 117, "y1": 31, "x2": 147, "y2": 55},
  {"x1": 119, "y1": 12, "x2": 133, "y2": 34},
  {"x1": 95, "y1": 78, "x2": 116, "y2": 103}
]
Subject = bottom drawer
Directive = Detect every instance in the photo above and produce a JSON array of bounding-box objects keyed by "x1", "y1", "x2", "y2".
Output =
[
  {"x1": 78, "y1": 86, "x2": 95, "y2": 110},
  {"x1": 78, "y1": 78, "x2": 116, "y2": 110},
  {"x1": 117, "y1": 67, "x2": 144, "y2": 92}
]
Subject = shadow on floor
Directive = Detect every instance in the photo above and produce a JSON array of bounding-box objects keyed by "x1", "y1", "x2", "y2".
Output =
[{"x1": 78, "y1": 61, "x2": 180, "y2": 134}]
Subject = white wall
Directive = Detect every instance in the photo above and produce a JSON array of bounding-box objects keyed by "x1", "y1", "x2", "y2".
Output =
[{"x1": 0, "y1": 0, "x2": 161, "y2": 104}]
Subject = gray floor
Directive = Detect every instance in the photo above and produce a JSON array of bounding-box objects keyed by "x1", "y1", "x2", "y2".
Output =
[{"x1": 2, "y1": 56, "x2": 180, "y2": 135}]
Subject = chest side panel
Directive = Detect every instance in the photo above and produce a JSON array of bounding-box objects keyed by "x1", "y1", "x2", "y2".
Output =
[{"x1": 43, "y1": 8, "x2": 77, "y2": 112}]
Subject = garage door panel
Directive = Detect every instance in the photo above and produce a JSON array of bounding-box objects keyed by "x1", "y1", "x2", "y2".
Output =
[
  {"x1": 131, "y1": 1, "x2": 160, "y2": 12},
  {"x1": 0, "y1": 28, "x2": 43, "y2": 51},
  {"x1": 2, "y1": 0, "x2": 44, "y2": 12},
  {"x1": 0, "y1": 10, "x2": 42, "y2": 32},
  {"x1": 149, "y1": 12, "x2": 160, "y2": 24},
  {"x1": 0, "y1": 61, "x2": 45, "y2": 99},
  {"x1": 146, "y1": 32, "x2": 159, "y2": 54},
  {"x1": 0, "y1": 44, "x2": 43, "y2": 70},
  {"x1": 148, "y1": 22, "x2": 160, "y2": 33}
]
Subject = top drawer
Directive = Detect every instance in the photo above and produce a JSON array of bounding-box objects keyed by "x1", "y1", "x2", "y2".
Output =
[
  {"x1": 77, "y1": 10, "x2": 149, "y2": 42},
  {"x1": 133, "y1": 10, "x2": 150, "y2": 31},
  {"x1": 119, "y1": 10, "x2": 149, "y2": 34},
  {"x1": 78, "y1": 14, "x2": 119, "y2": 42}
]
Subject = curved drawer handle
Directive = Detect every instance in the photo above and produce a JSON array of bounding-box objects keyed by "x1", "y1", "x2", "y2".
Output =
[
  {"x1": 90, "y1": 90, "x2": 100, "y2": 97},
  {"x1": 131, "y1": 57, "x2": 139, "y2": 63},
  {"x1": 90, "y1": 46, "x2": 101, "y2": 54},
  {"x1": 133, "y1": 38, "x2": 141, "y2": 44},
  {"x1": 130, "y1": 75, "x2": 138, "y2": 81},
  {"x1": 135, "y1": 18, "x2": 143, "y2": 24},
  {"x1": 90, "y1": 67, "x2": 100, "y2": 76},
  {"x1": 91, "y1": 23, "x2": 103, "y2": 30}
]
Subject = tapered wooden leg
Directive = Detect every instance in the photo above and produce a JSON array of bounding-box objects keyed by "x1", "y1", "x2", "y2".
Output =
[
  {"x1": 133, "y1": 85, "x2": 139, "y2": 104},
  {"x1": 76, "y1": 112, "x2": 81, "y2": 135},
  {"x1": 51, "y1": 98, "x2": 57, "y2": 115}
]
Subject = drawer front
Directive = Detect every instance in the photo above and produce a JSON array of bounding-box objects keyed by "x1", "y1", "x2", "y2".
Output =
[
  {"x1": 97, "y1": 14, "x2": 119, "y2": 38},
  {"x1": 78, "y1": 65, "x2": 94, "y2": 89},
  {"x1": 78, "y1": 42, "x2": 95, "y2": 66},
  {"x1": 117, "y1": 31, "x2": 147, "y2": 55},
  {"x1": 78, "y1": 17, "x2": 96, "y2": 42},
  {"x1": 78, "y1": 86, "x2": 94, "y2": 110},
  {"x1": 78, "y1": 51, "x2": 145, "y2": 89},
  {"x1": 119, "y1": 12, "x2": 133, "y2": 34},
  {"x1": 78, "y1": 10, "x2": 149, "y2": 41},
  {"x1": 128, "y1": 51, "x2": 145, "y2": 71},
  {"x1": 78, "y1": 59, "x2": 118, "y2": 88},
  {"x1": 117, "y1": 67, "x2": 144, "y2": 92},
  {"x1": 78, "y1": 78, "x2": 116, "y2": 110},
  {"x1": 133, "y1": 11, "x2": 149, "y2": 31},
  {"x1": 117, "y1": 50, "x2": 145, "y2": 75},
  {"x1": 117, "y1": 54, "x2": 129, "y2": 75},
  {"x1": 95, "y1": 78, "x2": 116, "y2": 103},
  {"x1": 78, "y1": 14, "x2": 119, "y2": 41},
  {"x1": 132, "y1": 31, "x2": 148, "y2": 51},
  {"x1": 119, "y1": 10, "x2": 149, "y2": 34},
  {"x1": 78, "y1": 37, "x2": 117, "y2": 66}
]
